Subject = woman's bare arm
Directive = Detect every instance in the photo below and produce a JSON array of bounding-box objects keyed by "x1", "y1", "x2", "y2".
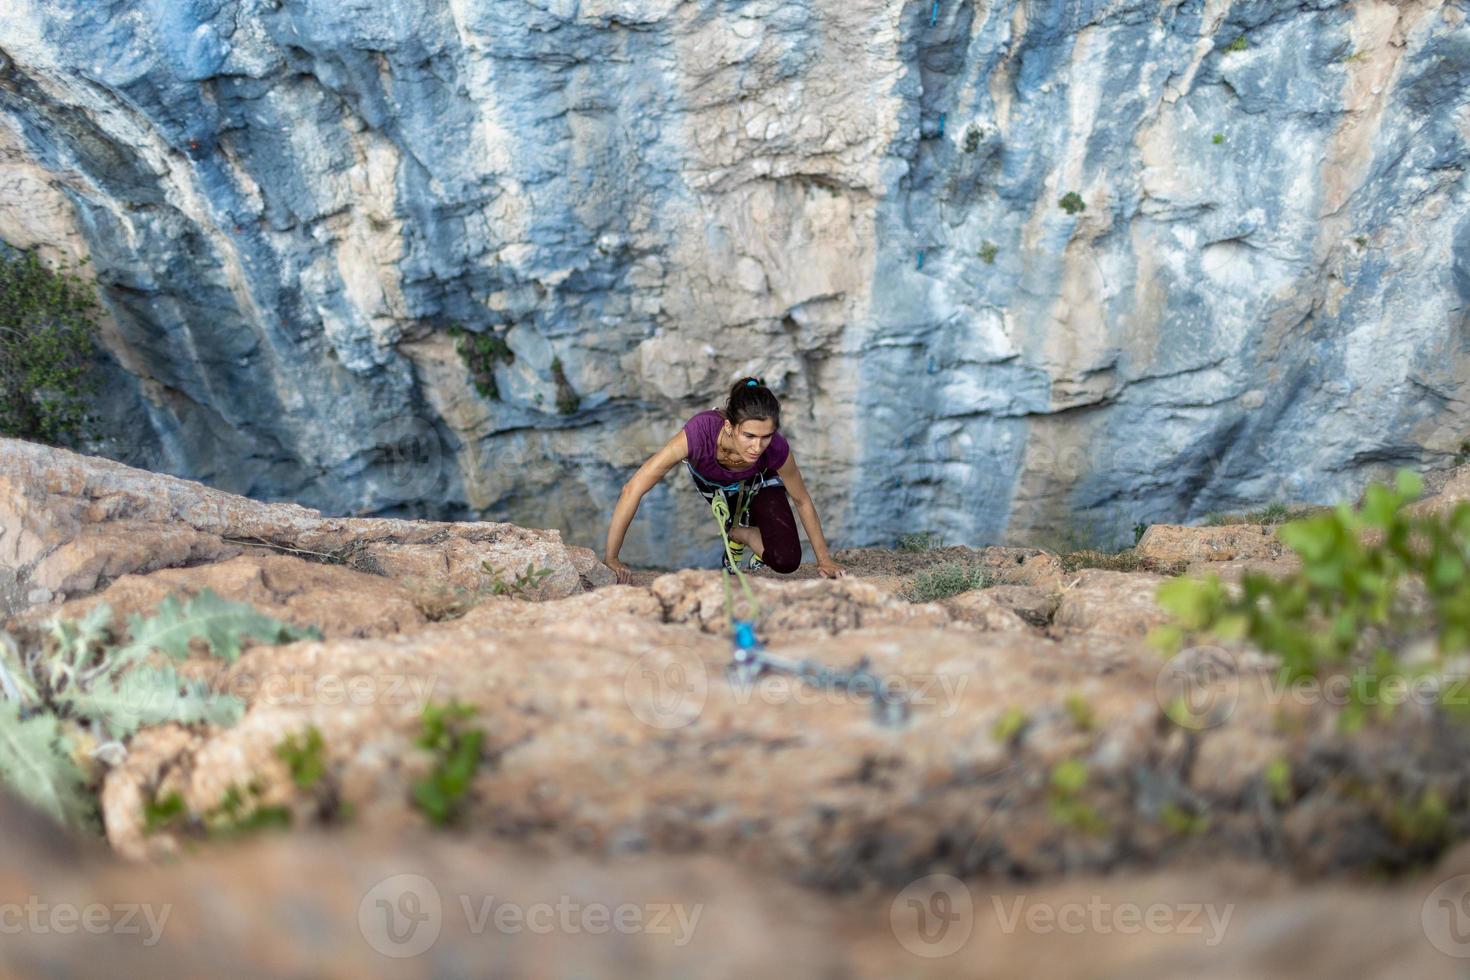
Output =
[
  {"x1": 775, "y1": 452, "x2": 845, "y2": 576},
  {"x1": 604, "y1": 431, "x2": 690, "y2": 578}
]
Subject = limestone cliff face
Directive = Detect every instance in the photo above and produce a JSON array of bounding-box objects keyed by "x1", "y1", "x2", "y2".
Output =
[{"x1": 1, "y1": 0, "x2": 1467, "y2": 565}]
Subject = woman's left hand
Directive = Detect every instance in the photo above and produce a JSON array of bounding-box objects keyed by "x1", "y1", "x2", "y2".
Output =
[{"x1": 816, "y1": 558, "x2": 846, "y2": 579}]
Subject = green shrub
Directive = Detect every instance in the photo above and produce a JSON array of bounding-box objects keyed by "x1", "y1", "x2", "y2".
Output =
[
  {"x1": 276, "y1": 725, "x2": 327, "y2": 789},
  {"x1": 1058, "y1": 548, "x2": 1148, "y2": 573},
  {"x1": 1064, "y1": 692, "x2": 1095, "y2": 731},
  {"x1": 450, "y1": 325, "x2": 514, "y2": 400},
  {"x1": 1225, "y1": 35, "x2": 1248, "y2": 53},
  {"x1": 1154, "y1": 469, "x2": 1470, "y2": 730},
  {"x1": 1203, "y1": 502, "x2": 1325, "y2": 526},
  {"x1": 963, "y1": 124, "x2": 982, "y2": 153},
  {"x1": 1264, "y1": 758, "x2": 1293, "y2": 805},
  {"x1": 0, "y1": 249, "x2": 100, "y2": 445},
  {"x1": 1048, "y1": 759, "x2": 1108, "y2": 834},
  {"x1": 992, "y1": 706, "x2": 1028, "y2": 743},
  {"x1": 411, "y1": 699, "x2": 484, "y2": 826},
  {"x1": 1058, "y1": 192, "x2": 1086, "y2": 215},
  {"x1": 901, "y1": 561, "x2": 991, "y2": 602},
  {"x1": 0, "y1": 591, "x2": 318, "y2": 827},
  {"x1": 1159, "y1": 801, "x2": 1210, "y2": 836},
  {"x1": 482, "y1": 561, "x2": 553, "y2": 597},
  {"x1": 978, "y1": 241, "x2": 999, "y2": 265},
  {"x1": 1212, "y1": 132, "x2": 1225, "y2": 145},
  {"x1": 897, "y1": 531, "x2": 942, "y2": 552}
]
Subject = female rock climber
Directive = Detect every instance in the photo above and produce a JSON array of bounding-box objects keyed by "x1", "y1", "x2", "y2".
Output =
[{"x1": 603, "y1": 377, "x2": 847, "y2": 584}]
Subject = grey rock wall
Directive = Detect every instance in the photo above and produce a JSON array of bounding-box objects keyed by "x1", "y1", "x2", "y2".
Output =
[{"x1": 1, "y1": 0, "x2": 1467, "y2": 566}]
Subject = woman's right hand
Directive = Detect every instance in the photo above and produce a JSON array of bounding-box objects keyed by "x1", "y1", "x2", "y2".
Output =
[{"x1": 605, "y1": 557, "x2": 632, "y2": 584}]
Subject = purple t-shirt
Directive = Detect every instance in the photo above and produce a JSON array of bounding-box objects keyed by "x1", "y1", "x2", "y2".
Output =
[{"x1": 682, "y1": 409, "x2": 789, "y2": 483}]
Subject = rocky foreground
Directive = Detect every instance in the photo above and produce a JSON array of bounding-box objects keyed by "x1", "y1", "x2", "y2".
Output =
[{"x1": 3, "y1": 438, "x2": 1470, "y2": 977}]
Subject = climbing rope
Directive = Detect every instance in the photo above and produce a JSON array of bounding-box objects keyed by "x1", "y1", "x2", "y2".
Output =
[{"x1": 707, "y1": 486, "x2": 909, "y2": 727}]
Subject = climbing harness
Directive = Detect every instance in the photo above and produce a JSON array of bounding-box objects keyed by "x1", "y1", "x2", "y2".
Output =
[{"x1": 691, "y1": 464, "x2": 910, "y2": 727}]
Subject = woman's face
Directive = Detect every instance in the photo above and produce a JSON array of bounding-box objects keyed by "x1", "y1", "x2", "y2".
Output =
[{"x1": 724, "y1": 418, "x2": 776, "y2": 463}]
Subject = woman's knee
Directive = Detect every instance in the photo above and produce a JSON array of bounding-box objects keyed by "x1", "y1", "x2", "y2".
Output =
[{"x1": 764, "y1": 546, "x2": 801, "y2": 574}]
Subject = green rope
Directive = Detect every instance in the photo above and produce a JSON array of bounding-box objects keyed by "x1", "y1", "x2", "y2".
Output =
[{"x1": 710, "y1": 490, "x2": 760, "y2": 625}]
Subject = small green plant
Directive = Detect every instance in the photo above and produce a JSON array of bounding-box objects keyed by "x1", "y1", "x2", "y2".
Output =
[
  {"x1": 1212, "y1": 132, "x2": 1225, "y2": 145},
  {"x1": 142, "y1": 789, "x2": 188, "y2": 834},
  {"x1": 1048, "y1": 759, "x2": 1108, "y2": 834},
  {"x1": 1224, "y1": 35, "x2": 1248, "y2": 53},
  {"x1": 1388, "y1": 787, "x2": 1450, "y2": 847},
  {"x1": 0, "y1": 249, "x2": 101, "y2": 445},
  {"x1": 1159, "y1": 801, "x2": 1210, "y2": 836},
  {"x1": 481, "y1": 561, "x2": 554, "y2": 598},
  {"x1": 897, "y1": 531, "x2": 942, "y2": 552},
  {"x1": 146, "y1": 727, "x2": 348, "y2": 840},
  {"x1": 901, "y1": 561, "x2": 991, "y2": 602},
  {"x1": 450, "y1": 325, "x2": 514, "y2": 400},
  {"x1": 0, "y1": 591, "x2": 317, "y2": 827},
  {"x1": 1204, "y1": 501, "x2": 1324, "y2": 526},
  {"x1": 201, "y1": 781, "x2": 292, "y2": 838},
  {"x1": 1354, "y1": 235, "x2": 1369, "y2": 249},
  {"x1": 276, "y1": 725, "x2": 327, "y2": 789},
  {"x1": 1154, "y1": 469, "x2": 1470, "y2": 731},
  {"x1": 978, "y1": 241, "x2": 999, "y2": 264},
  {"x1": 992, "y1": 706, "x2": 1028, "y2": 743},
  {"x1": 1132, "y1": 521, "x2": 1149, "y2": 546},
  {"x1": 1058, "y1": 548, "x2": 1149, "y2": 573},
  {"x1": 963, "y1": 124, "x2": 982, "y2": 153},
  {"x1": 1058, "y1": 192, "x2": 1086, "y2": 215},
  {"x1": 144, "y1": 781, "x2": 291, "y2": 840},
  {"x1": 411, "y1": 699, "x2": 485, "y2": 827},
  {"x1": 1264, "y1": 758, "x2": 1293, "y2": 805},
  {"x1": 550, "y1": 356, "x2": 580, "y2": 415},
  {"x1": 1064, "y1": 692, "x2": 1095, "y2": 731},
  {"x1": 1456, "y1": 439, "x2": 1470, "y2": 467}
]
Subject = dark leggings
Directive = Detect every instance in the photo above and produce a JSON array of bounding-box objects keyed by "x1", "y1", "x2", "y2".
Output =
[{"x1": 744, "y1": 484, "x2": 802, "y2": 573}]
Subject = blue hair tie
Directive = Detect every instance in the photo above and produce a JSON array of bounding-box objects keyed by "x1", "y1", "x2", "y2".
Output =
[{"x1": 746, "y1": 379, "x2": 757, "y2": 386}]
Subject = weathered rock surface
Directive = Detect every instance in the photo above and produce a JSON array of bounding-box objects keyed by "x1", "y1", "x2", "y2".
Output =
[
  {"x1": 1137, "y1": 524, "x2": 1286, "y2": 565},
  {"x1": 7, "y1": 446, "x2": 1470, "y2": 973},
  {"x1": 0, "y1": 437, "x2": 610, "y2": 619},
  {"x1": 3, "y1": 1, "x2": 1468, "y2": 564},
  {"x1": 4, "y1": 786, "x2": 1470, "y2": 979},
  {"x1": 1052, "y1": 569, "x2": 1173, "y2": 638}
]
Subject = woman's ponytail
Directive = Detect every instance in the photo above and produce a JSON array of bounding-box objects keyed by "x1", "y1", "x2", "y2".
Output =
[{"x1": 722, "y1": 376, "x2": 781, "y2": 429}]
